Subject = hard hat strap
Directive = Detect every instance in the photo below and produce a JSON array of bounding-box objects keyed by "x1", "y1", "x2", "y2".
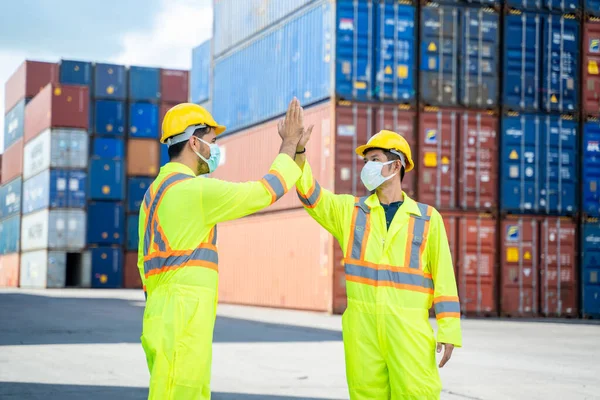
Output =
[
  {"x1": 166, "y1": 124, "x2": 208, "y2": 147},
  {"x1": 389, "y1": 149, "x2": 406, "y2": 168}
]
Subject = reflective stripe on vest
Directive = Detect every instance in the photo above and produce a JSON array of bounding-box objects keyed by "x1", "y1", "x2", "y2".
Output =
[
  {"x1": 297, "y1": 180, "x2": 322, "y2": 209},
  {"x1": 405, "y1": 203, "x2": 432, "y2": 270},
  {"x1": 142, "y1": 173, "x2": 219, "y2": 278},
  {"x1": 343, "y1": 197, "x2": 434, "y2": 293},
  {"x1": 433, "y1": 296, "x2": 461, "y2": 319},
  {"x1": 261, "y1": 171, "x2": 287, "y2": 204}
]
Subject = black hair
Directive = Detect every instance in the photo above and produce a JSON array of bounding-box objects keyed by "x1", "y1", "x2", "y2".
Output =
[{"x1": 167, "y1": 126, "x2": 211, "y2": 160}]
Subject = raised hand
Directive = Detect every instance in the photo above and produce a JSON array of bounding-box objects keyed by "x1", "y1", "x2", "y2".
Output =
[
  {"x1": 297, "y1": 125, "x2": 314, "y2": 152},
  {"x1": 278, "y1": 97, "x2": 304, "y2": 145}
]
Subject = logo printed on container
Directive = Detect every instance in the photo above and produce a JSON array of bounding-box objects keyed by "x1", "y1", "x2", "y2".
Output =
[
  {"x1": 506, "y1": 225, "x2": 520, "y2": 241},
  {"x1": 590, "y1": 39, "x2": 599, "y2": 53},
  {"x1": 425, "y1": 129, "x2": 437, "y2": 144},
  {"x1": 339, "y1": 18, "x2": 354, "y2": 31},
  {"x1": 588, "y1": 141, "x2": 600, "y2": 152}
]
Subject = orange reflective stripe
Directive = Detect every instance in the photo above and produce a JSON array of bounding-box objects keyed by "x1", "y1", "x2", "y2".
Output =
[
  {"x1": 360, "y1": 212, "x2": 371, "y2": 260},
  {"x1": 434, "y1": 295, "x2": 459, "y2": 304},
  {"x1": 346, "y1": 275, "x2": 435, "y2": 295},
  {"x1": 436, "y1": 312, "x2": 461, "y2": 319},
  {"x1": 143, "y1": 172, "x2": 178, "y2": 253},
  {"x1": 143, "y1": 244, "x2": 218, "y2": 262},
  {"x1": 145, "y1": 260, "x2": 219, "y2": 278},
  {"x1": 345, "y1": 258, "x2": 432, "y2": 279}
]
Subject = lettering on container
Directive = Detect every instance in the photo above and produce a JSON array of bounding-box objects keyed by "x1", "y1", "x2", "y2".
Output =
[{"x1": 339, "y1": 18, "x2": 354, "y2": 31}]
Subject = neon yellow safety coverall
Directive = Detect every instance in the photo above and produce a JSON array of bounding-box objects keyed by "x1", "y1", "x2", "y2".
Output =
[
  {"x1": 296, "y1": 161, "x2": 462, "y2": 400},
  {"x1": 137, "y1": 154, "x2": 301, "y2": 400}
]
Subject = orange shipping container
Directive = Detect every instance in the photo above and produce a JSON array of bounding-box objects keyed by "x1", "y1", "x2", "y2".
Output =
[
  {"x1": 124, "y1": 251, "x2": 142, "y2": 289},
  {"x1": 4, "y1": 60, "x2": 58, "y2": 112},
  {"x1": 1, "y1": 139, "x2": 24, "y2": 184},
  {"x1": 0, "y1": 253, "x2": 20, "y2": 287},
  {"x1": 127, "y1": 139, "x2": 159, "y2": 177},
  {"x1": 217, "y1": 209, "x2": 335, "y2": 312}
]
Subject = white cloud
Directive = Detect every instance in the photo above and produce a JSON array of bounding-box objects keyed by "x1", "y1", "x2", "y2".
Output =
[{"x1": 110, "y1": 0, "x2": 212, "y2": 70}]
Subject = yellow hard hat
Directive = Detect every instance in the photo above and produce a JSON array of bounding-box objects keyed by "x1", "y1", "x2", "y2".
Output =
[
  {"x1": 355, "y1": 130, "x2": 414, "y2": 172},
  {"x1": 160, "y1": 103, "x2": 226, "y2": 145}
]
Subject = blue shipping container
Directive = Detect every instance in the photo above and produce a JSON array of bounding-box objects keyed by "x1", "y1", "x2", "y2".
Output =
[
  {"x1": 373, "y1": 1, "x2": 416, "y2": 104},
  {"x1": 191, "y1": 40, "x2": 211, "y2": 104},
  {"x1": 22, "y1": 170, "x2": 87, "y2": 214},
  {"x1": 542, "y1": 15, "x2": 580, "y2": 113},
  {"x1": 94, "y1": 63, "x2": 127, "y2": 100},
  {"x1": 583, "y1": 120, "x2": 600, "y2": 216},
  {"x1": 127, "y1": 177, "x2": 153, "y2": 213},
  {"x1": 582, "y1": 221, "x2": 600, "y2": 317},
  {"x1": 160, "y1": 144, "x2": 169, "y2": 167},
  {"x1": 94, "y1": 100, "x2": 126, "y2": 136},
  {"x1": 90, "y1": 246, "x2": 123, "y2": 288},
  {"x1": 0, "y1": 215, "x2": 20, "y2": 255},
  {"x1": 91, "y1": 138, "x2": 125, "y2": 160},
  {"x1": 420, "y1": 5, "x2": 460, "y2": 107},
  {"x1": 3, "y1": 99, "x2": 25, "y2": 150},
  {"x1": 506, "y1": 0, "x2": 580, "y2": 13},
  {"x1": 126, "y1": 214, "x2": 139, "y2": 251},
  {"x1": 59, "y1": 60, "x2": 93, "y2": 86},
  {"x1": 129, "y1": 103, "x2": 159, "y2": 139},
  {"x1": 585, "y1": 0, "x2": 600, "y2": 15},
  {"x1": 0, "y1": 177, "x2": 22, "y2": 219},
  {"x1": 213, "y1": 2, "x2": 332, "y2": 133},
  {"x1": 128, "y1": 66, "x2": 161, "y2": 102},
  {"x1": 88, "y1": 159, "x2": 125, "y2": 200},
  {"x1": 87, "y1": 201, "x2": 125, "y2": 245},
  {"x1": 501, "y1": 113, "x2": 578, "y2": 214}
]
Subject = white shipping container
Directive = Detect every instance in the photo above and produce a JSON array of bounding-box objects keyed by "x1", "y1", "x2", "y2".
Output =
[
  {"x1": 19, "y1": 250, "x2": 66, "y2": 288},
  {"x1": 20, "y1": 209, "x2": 86, "y2": 251},
  {"x1": 80, "y1": 250, "x2": 92, "y2": 288},
  {"x1": 23, "y1": 128, "x2": 89, "y2": 180}
]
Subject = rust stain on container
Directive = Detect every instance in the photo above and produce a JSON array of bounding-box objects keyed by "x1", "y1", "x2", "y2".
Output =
[
  {"x1": 127, "y1": 139, "x2": 159, "y2": 177},
  {"x1": 457, "y1": 212, "x2": 497, "y2": 315},
  {"x1": 0, "y1": 253, "x2": 20, "y2": 287},
  {"x1": 124, "y1": 251, "x2": 142, "y2": 289},
  {"x1": 4, "y1": 60, "x2": 58, "y2": 112},
  {"x1": 500, "y1": 217, "x2": 539, "y2": 317},
  {"x1": 457, "y1": 111, "x2": 498, "y2": 211},
  {"x1": 211, "y1": 101, "x2": 334, "y2": 214},
  {"x1": 1, "y1": 139, "x2": 23, "y2": 184},
  {"x1": 540, "y1": 217, "x2": 578, "y2": 317},
  {"x1": 582, "y1": 19, "x2": 600, "y2": 117},
  {"x1": 372, "y1": 105, "x2": 417, "y2": 199},
  {"x1": 161, "y1": 69, "x2": 189, "y2": 103},
  {"x1": 217, "y1": 209, "x2": 334, "y2": 312},
  {"x1": 24, "y1": 84, "x2": 89, "y2": 143}
]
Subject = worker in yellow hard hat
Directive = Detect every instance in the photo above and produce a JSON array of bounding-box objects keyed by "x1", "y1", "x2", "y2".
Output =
[
  {"x1": 138, "y1": 99, "x2": 309, "y2": 399},
  {"x1": 295, "y1": 128, "x2": 462, "y2": 399}
]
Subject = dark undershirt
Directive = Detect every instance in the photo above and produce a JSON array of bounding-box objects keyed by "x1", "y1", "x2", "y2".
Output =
[{"x1": 381, "y1": 201, "x2": 404, "y2": 230}]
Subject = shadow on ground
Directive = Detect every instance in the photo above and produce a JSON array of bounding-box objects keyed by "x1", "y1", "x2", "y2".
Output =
[
  {"x1": 0, "y1": 293, "x2": 341, "y2": 346},
  {"x1": 0, "y1": 383, "x2": 343, "y2": 400}
]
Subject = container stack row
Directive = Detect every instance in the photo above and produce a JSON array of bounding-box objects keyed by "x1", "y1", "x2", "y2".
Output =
[
  {"x1": 0, "y1": 59, "x2": 189, "y2": 290},
  {"x1": 200, "y1": 0, "x2": 600, "y2": 317}
]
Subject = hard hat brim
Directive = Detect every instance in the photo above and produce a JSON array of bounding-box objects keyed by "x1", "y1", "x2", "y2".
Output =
[
  {"x1": 355, "y1": 144, "x2": 414, "y2": 172},
  {"x1": 214, "y1": 124, "x2": 226, "y2": 136}
]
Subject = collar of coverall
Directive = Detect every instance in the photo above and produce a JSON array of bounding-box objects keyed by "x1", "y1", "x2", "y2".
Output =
[
  {"x1": 160, "y1": 160, "x2": 196, "y2": 177},
  {"x1": 366, "y1": 191, "x2": 422, "y2": 216}
]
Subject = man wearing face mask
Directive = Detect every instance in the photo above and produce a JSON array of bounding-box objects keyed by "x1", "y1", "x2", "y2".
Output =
[
  {"x1": 137, "y1": 99, "x2": 307, "y2": 400},
  {"x1": 295, "y1": 129, "x2": 462, "y2": 399}
]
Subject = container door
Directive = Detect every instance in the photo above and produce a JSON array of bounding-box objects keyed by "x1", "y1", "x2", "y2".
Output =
[
  {"x1": 583, "y1": 119, "x2": 600, "y2": 216},
  {"x1": 583, "y1": 20, "x2": 600, "y2": 116}
]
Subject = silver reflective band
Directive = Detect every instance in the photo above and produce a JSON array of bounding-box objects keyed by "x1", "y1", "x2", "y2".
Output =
[{"x1": 166, "y1": 124, "x2": 208, "y2": 147}]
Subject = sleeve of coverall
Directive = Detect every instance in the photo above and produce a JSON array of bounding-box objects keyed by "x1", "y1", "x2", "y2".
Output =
[
  {"x1": 429, "y1": 210, "x2": 463, "y2": 348},
  {"x1": 137, "y1": 205, "x2": 148, "y2": 299},
  {"x1": 295, "y1": 160, "x2": 352, "y2": 242},
  {"x1": 201, "y1": 153, "x2": 302, "y2": 225}
]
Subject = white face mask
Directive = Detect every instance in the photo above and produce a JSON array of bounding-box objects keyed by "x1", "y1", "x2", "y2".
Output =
[{"x1": 360, "y1": 161, "x2": 397, "y2": 191}]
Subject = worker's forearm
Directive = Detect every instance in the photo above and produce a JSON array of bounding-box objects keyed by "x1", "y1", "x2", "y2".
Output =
[
  {"x1": 279, "y1": 139, "x2": 300, "y2": 160},
  {"x1": 294, "y1": 151, "x2": 306, "y2": 169}
]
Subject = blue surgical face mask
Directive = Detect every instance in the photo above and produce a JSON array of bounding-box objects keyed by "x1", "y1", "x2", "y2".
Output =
[
  {"x1": 194, "y1": 137, "x2": 221, "y2": 173},
  {"x1": 360, "y1": 160, "x2": 397, "y2": 191}
]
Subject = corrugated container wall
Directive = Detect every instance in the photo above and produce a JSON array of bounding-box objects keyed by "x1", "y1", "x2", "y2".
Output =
[
  {"x1": 1, "y1": 139, "x2": 23, "y2": 185},
  {"x1": 22, "y1": 170, "x2": 87, "y2": 214},
  {"x1": 94, "y1": 100, "x2": 126, "y2": 136},
  {"x1": 582, "y1": 118, "x2": 600, "y2": 216},
  {"x1": 0, "y1": 254, "x2": 19, "y2": 287},
  {"x1": 212, "y1": 0, "x2": 318, "y2": 57},
  {"x1": 0, "y1": 215, "x2": 20, "y2": 254},
  {"x1": 19, "y1": 250, "x2": 67, "y2": 289},
  {"x1": 127, "y1": 177, "x2": 153, "y2": 212},
  {"x1": 506, "y1": 0, "x2": 580, "y2": 13},
  {"x1": 24, "y1": 84, "x2": 89, "y2": 143},
  {"x1": 88, "y1": 159, "x2": 125, "y2": 200},
  {"x1": 91, "y1": 138, "x2": 125, "y2": 160},
  {"x1": 90, "y1": 247, "x2": 123, "y2": 288},
  {"x1": 23, "y1": 128, "x2": 89, "y2": 180},
  {"x1": 4, "y1": 99, "x2": 25, "y2": 150},
  {"x1": 191, "y1": 40, "x2": 212, "y2": 104},
  {"x1": 161, "y1": 69, "x2": 189, "y2": 103},
  {"x1": 20, "y1": 209, "x2": 86, "y2": 251},
  {"x1": 59, "y1": 60, "x2": 93, "y2": 86},
  {"x1": 213, "y1": 2, "x2": 332, "y2": 133},
  {"x1": 129, "y1": 103, "x2": 159, "y2": 139},
  {"x1": 501, "y1": 113, "x2": 578, "y2": 215},
  {"x1": 581, "y1": 219, "x2": 600, "y2": 317},
  {"x1": 128, "y1": 66, "x2": 160, "y2": 102},
  {"x1": 127, "y1": 140, "x2": 159, "y2": 177},
  {"x1": 87, "y1": 201, "x2": 125, "y2": 245},
  {"x1": 0, "y1": 177, "x2": 22, "y2": 218},
  {"x1": 94, "y1": 63, "x2": 127, "y2": 100},
  {"x1": 124, "y1": 251, "x2": 142, "y2": 288},
  {"x1": 586, "y1": 0, "x2": 600, "y2": 16},
  {"x1": 582, "y1": 19, "x2": 600, "y2": 117},
  {"x1": 126, "y1": 214, "x2": 139, "y2": 251},
  {"x1": 4, "y1": 60, "x2": 58, "y2": 112}
]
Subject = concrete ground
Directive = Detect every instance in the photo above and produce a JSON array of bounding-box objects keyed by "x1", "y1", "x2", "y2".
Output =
[{"x1": 0, "y1": 289, "x2": 599, "y2": 400}]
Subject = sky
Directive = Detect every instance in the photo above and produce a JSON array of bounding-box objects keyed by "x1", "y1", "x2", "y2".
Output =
[{"x1": 0, "y1": 0, "x2": 212, "y2": 153}]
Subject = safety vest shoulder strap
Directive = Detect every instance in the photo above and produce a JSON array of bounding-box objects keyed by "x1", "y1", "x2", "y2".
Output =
[
  {"x1": 346, "y1": 196, "x2": 371, "y2": 260},
  {"x1": 404, "y1": 202, "x2": 433, "y2": 270}
]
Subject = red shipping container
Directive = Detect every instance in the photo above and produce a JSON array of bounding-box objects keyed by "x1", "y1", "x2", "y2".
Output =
[
  {"x1": 159, "y1": 103, "x2": 177, "y2": 132},
  {"x1": 161, "y1": 69, "x2": 189, "y2": 103},
  {"x1": 124, "y1": 252, "x2": 142, "y2": 289},
  {"x1": 440, "y1": 211, "x2": 460, "y2": 276},
  {"x1": 24, "y1": 84, "x2": 89, "y2": 143},
  {"x1": 0, "y1": 254, "x2": 20, "y2": 287},
  {"x1": 456, "y1": 213, "x2": 497, "y2": 315},
  {"x1": 419, "y1": 108, "x2": 498, "y2": 211},
  {"x1": 4, "y1": 60, "x2": 58, "y2": 112},
  {"x1": 582, "y1": 19, "x2": 600, "y2": 117},
  {"x1": 540, "y1": 217, "x2": 578, "y2": 317},
  {"x1": 1, "y1": 139, "x2": 23, "y2": 184},
  {"x1": 500, "y1": 217, "x2": 539, "y2": 317}
]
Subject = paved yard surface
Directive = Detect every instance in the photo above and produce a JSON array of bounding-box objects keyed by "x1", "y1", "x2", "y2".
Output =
[{"x1": 0, "y1": 289, "x2": 599, "y2": 400}]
